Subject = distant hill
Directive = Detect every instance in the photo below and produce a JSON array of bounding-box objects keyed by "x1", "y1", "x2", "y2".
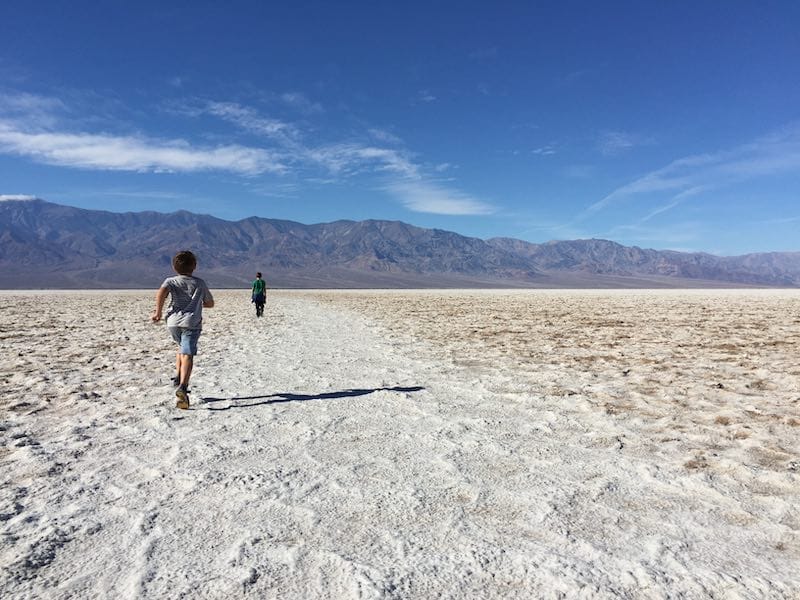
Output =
[
  {"x1": 487, "y1": 237, "x2": 800, "y2": 287},
  {"x1": 0, "y1": 198, "x2": 798, "y2": 288}
]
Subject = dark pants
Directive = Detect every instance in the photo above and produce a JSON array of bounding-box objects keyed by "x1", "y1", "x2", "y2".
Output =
[{"x1": 252, "y1": 293, "x2": 265, "y2": 317}]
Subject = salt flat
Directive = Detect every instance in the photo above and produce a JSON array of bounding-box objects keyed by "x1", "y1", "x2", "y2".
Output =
[{"x1": 1, "y1": 289, "x2": 798, "y2": 599}]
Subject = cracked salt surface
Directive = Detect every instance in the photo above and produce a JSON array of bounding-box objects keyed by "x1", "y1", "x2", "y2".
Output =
[{"x1": 0, "y1": 289, "x2": 798, "y2": 598}]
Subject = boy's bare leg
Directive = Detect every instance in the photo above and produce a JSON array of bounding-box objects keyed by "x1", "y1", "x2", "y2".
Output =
[
  {"x1": 179, "y1": 354, "x2": 194, "y2": 387},
  {"x1": 175, "y1": 354, "x2": 193, "y2": 409},
  {"x1": 174, "y1": 353, "x2": 181, "y2": 382}
]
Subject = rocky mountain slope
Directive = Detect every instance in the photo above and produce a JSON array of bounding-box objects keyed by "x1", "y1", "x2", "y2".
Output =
[{"x1": 1, "y1": 199, "x2": 798, "y2": 288}]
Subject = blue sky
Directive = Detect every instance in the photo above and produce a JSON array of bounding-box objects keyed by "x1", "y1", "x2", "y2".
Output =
[{"x1": 1, "y1": 1, "x2": 798, "y2": 255}]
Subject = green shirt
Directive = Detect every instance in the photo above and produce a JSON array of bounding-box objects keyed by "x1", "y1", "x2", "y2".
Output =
[{"x1": 252, "y1": 278, "x2": 266, "y2": 295}]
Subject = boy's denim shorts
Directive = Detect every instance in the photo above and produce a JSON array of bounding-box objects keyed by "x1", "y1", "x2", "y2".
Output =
[{"x1": 168, "y1": 327, "x2": 201, "y2": 355}]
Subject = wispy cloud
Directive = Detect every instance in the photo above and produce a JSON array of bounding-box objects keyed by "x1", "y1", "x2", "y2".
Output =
[
  {"x1": 588, "y1": 123, "x2": 800, "y2": 214},
  {"x1": 263, "y1": 126, "x2": 491, "y2": 214},
  {"x1": 280, "y1": 92, "x2": 323, "y2": 114},
  {"x1": 0, "y1": 91, "x2": 66, "y2": 128},
  {"x1": 183, "y1": 101, "x2": 421, "y2": 181},
  {"x1": 532, "y1": 145, "x2": 557, "y2": 156},
  {"x1": 0, "y1": 122, "x2": 285, "y2": 174},
  {"x1": 638, "y1": 199, "x2": 683, "y2": 223},
  {"x1": 385, "y1": 180, "x2": 495, "y2": 216},
  {"x1": 415, "y1": 90, "x2": 437, "y2": 104},
  {"x1": 308, "y1": 143, "x2": 419, "y2": 178},
  {"x1": 0, "y1": 194, "x2": 37, "y2": 201},
  {"x1": 204, "y1": 101, "x2": 301, "y2": 144},
  {"x1": 637, "y1": 186, "x2": 707, "y2": 224},
  {"x1": 0, "y1": 91, "x2": 65, "y2": 114},
  {"x1": 368, "y1": 128, "x2": 402, "y2": 145},
  {"x1": 0, "y1": 93, "x2": 289, "y2": 174},
  {"x1": 0, "y1": 90, "x2": 495, "y2": 216},
  {"x1": 598, "y1": 130, "x2": 651, "y2": 156}
]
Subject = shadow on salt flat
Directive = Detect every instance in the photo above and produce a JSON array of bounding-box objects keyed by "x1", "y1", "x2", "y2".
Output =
[{"x1": 199, "y1": 386, "x2": 425, "y2": 411}]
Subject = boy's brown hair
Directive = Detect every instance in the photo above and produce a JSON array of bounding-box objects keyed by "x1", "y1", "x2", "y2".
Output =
[{"x1": 172, "y1": 250, "x2": 197, "y2": 275}]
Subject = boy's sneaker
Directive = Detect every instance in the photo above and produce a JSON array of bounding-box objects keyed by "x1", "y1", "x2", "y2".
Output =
[
  {"x1": 171, "y1": 375, "x2": 181, "y2": 387},
  {"x1": 175, "y1": 386, "x2": 190, "y2": 410}
]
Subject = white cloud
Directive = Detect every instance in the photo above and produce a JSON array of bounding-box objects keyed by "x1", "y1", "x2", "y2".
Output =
[
  {"x1": 629, "y1": 186, "x2": 708, "y2": 225},
  {"x1": 368, "y1": 128, "x2": 402, "y2": 145},
  {"x1": 638, "y1": 199, "x2": 683, "y2": 223},
  {"x1": 0, "y1": 92, "x2": 66, "y2": 128},
  {"x1": 0, "y1": 194, "x2": 37, "y2": 201},
  {"x1": 589, "y1": 123, "x2": 800, "y2": 214},
  {"x1": 0, "y1": 91, "x2": 497, "y2": 217},
  {"x1": 357, "y1": 147, "x2": 419, "y2": 178},
  {"x1": 280, "y1": 92, "x2": 323, "y2": 114},
  {"x1": 309, "y1": 143, "x2": 419, "y2": 178},
  {"x1": 385, "y1": 180, "x2": 495, "y2": 216},
  {"x1": 0, "y1": 92, "x2": 65, "y2": 114},
  {"x1": 205, "y1": 101, "x2": 300, "y2": 143},
  {"x1": 598, "y1": 130, "x2": 648, "y2": 156},
  {"x1": 0, "y1": 122, "x2": 285, "y2": 175},
  {"x1": 196, "y1": 101, "x2": 415, "y2": 177},
  {"x1": 532, "y1": 145, "x2": 557, "y2": 156}
]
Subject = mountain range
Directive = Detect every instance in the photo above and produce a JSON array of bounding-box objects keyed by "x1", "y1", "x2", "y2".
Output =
[{"x1": 1, "y1": 198, "x2": 798, "y2": 288}]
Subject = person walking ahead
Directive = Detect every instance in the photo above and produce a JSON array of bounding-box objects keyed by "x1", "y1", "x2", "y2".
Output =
[{"x1": 251, "y1": 272, "x2": 266, "y2": 317}]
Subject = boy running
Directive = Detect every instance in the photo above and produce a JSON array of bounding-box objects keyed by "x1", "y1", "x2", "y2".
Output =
[{"x1": 151, "y1": 250, "x2": 214, "y2": 409}]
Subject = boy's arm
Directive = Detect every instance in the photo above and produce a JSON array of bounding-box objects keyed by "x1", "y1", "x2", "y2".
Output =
[
  {"x1": 151, "y1": 287, "x2": 169, "y2": 322},
  {"x1": 203, "y1": 287, "x2": 214, "y2": 308}
]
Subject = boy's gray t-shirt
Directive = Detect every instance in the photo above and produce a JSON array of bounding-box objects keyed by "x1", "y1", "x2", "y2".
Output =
[{"x1": 161, "y1": 275, "x2": 213, "y2": 329}]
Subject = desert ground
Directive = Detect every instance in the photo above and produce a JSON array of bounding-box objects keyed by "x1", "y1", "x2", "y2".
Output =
[{"x1": 1, "y1": 289, "x2": 798, "y2": 599}]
